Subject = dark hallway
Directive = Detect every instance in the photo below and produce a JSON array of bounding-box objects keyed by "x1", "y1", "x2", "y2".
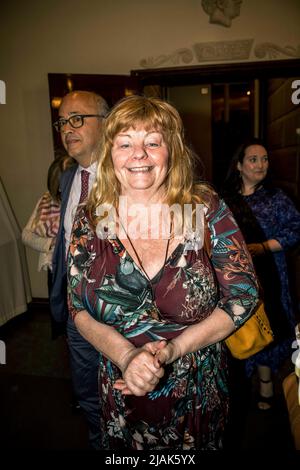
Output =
[{"x1": 0, "y1": 303, "x2": 89, "y2": 450}]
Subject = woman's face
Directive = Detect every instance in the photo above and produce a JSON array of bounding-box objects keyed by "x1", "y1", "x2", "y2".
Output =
[
  {"x1": 111, "y1": 124, "x2": 169, "y2": 198},
  {"x1": 237, "y1": 144, "x2": 269, "y2": 187}
]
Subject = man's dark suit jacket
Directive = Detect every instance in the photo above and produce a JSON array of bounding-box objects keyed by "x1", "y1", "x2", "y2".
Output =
[{"x1": 50, "y1": 165, "x2": 77, "y2": 323}]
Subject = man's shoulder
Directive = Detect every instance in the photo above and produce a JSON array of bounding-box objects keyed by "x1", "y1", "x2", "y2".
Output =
[
  {"x1": 61, "y1": 164, "x2": 77, "y2": 185},
  {"x1": 63, "y1": 163, "x2": 77, "y2": 178}
]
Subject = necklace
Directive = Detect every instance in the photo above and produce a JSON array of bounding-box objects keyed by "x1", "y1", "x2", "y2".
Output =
[{"x1": 117, "y1": 213, "x2": 172, "y2": 321}]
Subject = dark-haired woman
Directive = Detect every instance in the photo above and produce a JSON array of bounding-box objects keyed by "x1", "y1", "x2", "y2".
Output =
[{"x1": 222, "y1": 138, "x2": 300, "y2": 410}]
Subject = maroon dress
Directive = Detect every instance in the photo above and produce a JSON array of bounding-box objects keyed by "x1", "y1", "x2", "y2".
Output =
[{"x1": 68, "y1": 194, "x2": 258, "y2": 449}]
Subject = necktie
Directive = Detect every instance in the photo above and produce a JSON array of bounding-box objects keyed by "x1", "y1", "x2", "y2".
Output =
[{"x1": 79, "y1": 169, "x2": 90, "y2": 204}]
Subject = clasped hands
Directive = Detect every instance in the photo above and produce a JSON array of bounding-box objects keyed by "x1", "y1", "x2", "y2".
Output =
[{"x1": 113, "y1": 339, "x2": 179, "y2": 397}]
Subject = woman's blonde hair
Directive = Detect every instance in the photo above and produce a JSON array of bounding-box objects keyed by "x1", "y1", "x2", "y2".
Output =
[{"x1": 88, "y1": 95, "x2": 214, "y2": 223}]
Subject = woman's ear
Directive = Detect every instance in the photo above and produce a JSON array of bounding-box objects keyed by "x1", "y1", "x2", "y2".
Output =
[{"x1": 237, "y1": 161, "x2": 242, "y2": 172}]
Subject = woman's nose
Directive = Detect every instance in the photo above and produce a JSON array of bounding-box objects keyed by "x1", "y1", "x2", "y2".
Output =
[
  {"x1": 132, "y1": 144, "x2": 147, "y2": 159},
  {"x1": 257, "y1": 159, "x2": 264, "y2": 168}
]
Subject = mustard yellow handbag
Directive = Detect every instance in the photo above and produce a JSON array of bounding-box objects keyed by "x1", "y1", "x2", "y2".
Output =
[{"x1": 225, "y1": 301, "x2": 274, "y2": 359}]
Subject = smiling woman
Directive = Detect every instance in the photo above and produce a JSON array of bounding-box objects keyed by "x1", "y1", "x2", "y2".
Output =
[{"x1": 67, "y1": 95, "x2": 258, "y2": 449}]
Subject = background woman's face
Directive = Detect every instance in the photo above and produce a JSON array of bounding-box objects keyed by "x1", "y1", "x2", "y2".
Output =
[{"x1": 237, "y1": 144, "x2": 269, "y2": 187}]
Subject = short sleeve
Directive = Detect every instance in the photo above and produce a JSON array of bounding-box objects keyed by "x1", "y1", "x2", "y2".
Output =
[{"x1": 206, "y1": 195, "x2": 259, "y2": 328}]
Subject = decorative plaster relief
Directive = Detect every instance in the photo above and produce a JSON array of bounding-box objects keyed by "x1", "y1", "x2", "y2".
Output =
[
  {"x1": 254, "y1": 43, "x2": 300, "y2": 59},
  {"x1": 193, "y1": 39, "x2": 253, "y2": 62},
  {"x1": 139, "y1": 39, "x2": 300, "y2": 69},
  {"x1": 139, "y1": 39, "x2": 253, "y2": 68},
  {"x1": 201, "y1": 0, "x2": 243, "y2": 28},
  {"x1": 139, "y1": 48, "x2": 194, "y2": 68}
]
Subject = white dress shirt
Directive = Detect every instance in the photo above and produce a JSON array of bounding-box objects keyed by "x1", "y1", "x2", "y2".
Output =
[{"x1": 64, "y1": 161, "x2": 97, "y2": 255}]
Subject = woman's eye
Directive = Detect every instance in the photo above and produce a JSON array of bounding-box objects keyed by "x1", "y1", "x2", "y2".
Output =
[
  {"x1": 249, "y1": 157, "x2": 256, "y2": 163},
  {"x1": 120, "y1": 143, "x2": 130, "y2": 149},
  {"x1": 145, "y1": 142, "x2": 159, "y2": 148}
]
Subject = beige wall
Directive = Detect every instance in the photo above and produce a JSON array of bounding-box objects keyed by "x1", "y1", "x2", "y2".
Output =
[{"x1": 1, "y1": 0, "x2": 300, "y2": 297}]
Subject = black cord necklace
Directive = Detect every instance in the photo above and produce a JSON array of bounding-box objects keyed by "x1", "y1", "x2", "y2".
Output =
[{"x1": 117, "y1": 213, "x2": 172, "y2": 321}]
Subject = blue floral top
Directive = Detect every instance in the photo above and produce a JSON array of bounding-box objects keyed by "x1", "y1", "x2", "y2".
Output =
[{"x1": 242, "y1": 187, "x2": 300, "y2": 375}]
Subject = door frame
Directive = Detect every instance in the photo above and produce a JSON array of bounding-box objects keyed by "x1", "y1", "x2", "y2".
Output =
[
  {"x1": 131, "y1": 58, "x2": 300, "y2": 86},
  {"x1": 132, "y1": 59, "x2": 300, "y2": 186}
]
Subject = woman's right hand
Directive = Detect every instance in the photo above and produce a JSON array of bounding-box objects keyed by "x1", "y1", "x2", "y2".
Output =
[
  {"x1": 113, "y1": 340, "x2": 166, "y2": 396},
  {"x1": 247, "y1": 243, "x2": 265, "y2": 257}
]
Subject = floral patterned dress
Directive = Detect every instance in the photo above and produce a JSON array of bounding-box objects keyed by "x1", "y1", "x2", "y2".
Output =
[{"x1": 68, "y1": 195, "x2": 258, "y2": 450}]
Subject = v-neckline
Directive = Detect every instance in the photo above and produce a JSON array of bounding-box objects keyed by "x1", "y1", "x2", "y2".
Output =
[{"x1": 113, "y1": 236, "x2": 184, "y2": 283}]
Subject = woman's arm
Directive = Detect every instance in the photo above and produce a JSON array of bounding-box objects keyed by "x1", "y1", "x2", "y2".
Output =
[
  {"x1": 74, "y1": 310, "x2": 164, "y2": 396},
  {"x1": 247, "y1": 239, "x2": 282, "y2": 256},
  {"x1": 22, "y1": 227, "x2": 53, "y2": 253},
  {"x1": 22, "y1": 197, "x2": 53, "y2": 253},
  {"x1": 272, "y1": 189, "x2": 300, "y2": 250},
  {"x1": 248, "y1": 190, "x2": 300, "y2": 256},
  {"x1": 156, "y1": 196, "x2": 259, "y2": 365},
  {"x1": 155, "y1": 307, "x2": 234, "y2": 365},
  {"x1": 68, "y1": 210, "x2": 164, "y2": 396}
]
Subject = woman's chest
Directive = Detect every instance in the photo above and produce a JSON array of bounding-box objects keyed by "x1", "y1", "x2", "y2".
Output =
[
  {"x1": 120, "y1": 237, "x2": 182, "y2": 281},
  {"x1": 86, "y1": 237, "x2": 218, "y2": 323}
]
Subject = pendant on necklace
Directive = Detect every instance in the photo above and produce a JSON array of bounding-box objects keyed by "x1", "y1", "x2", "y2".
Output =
[{"x1": 120, "y1": 258, "x2": 134, "y2": 275}]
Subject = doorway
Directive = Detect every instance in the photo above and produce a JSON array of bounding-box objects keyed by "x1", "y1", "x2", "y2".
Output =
[
  {"x1": 133, "y1": 58, "x2": 300, "y2": 194},
  {"x1": 211, "y1": 81, "x2": 254, "y2": 190},
  {"x1": 165, "y1": 84, "x2": 212, "y2": 181},
  {"x1": 48, "y1": 59, "x2": 300, "y2": 196},
  {"x1": 160, "y1": 80, "x2": 254, "y2": 188}
]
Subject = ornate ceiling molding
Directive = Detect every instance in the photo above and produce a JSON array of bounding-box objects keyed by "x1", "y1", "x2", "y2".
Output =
[
  {"x1": 139, "y1": 39, "x2": 300, "y2": 69},
  {"x1": 193, "y1": 39, "x2": 253, "y2": 62},
  {"x1": 254, "y1": 42, "x2": 300, "y2": 59},
  {"x1": 139, "y1": 48, "x2": 194, "y2": 69}
]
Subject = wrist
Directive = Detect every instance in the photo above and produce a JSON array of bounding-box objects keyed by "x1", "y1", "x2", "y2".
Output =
[
  {"x1": 118, "y1": 346, "x2": 137, "y2": 373},
  {"x1": 261, "y1": 241, "x2": 269, "y2": 254},
  {"x1": 167, "y1": 339, "x2": 182, "y2": 364}
]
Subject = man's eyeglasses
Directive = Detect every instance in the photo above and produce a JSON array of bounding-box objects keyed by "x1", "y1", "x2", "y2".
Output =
[{"x1": 53, "y1": 114, "x2": 104, "y2": 132}]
